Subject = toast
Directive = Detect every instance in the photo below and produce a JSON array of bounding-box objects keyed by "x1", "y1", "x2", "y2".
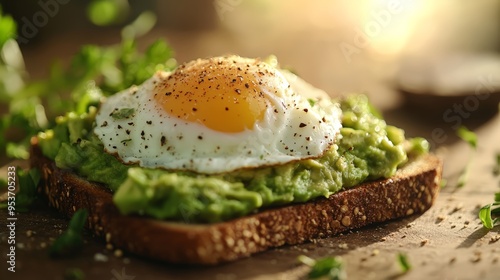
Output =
[{"x1": 30, "y1": 139, "x2": 442, "y2": 265}]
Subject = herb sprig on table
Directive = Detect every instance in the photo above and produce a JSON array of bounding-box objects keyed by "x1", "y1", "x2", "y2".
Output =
[
  {"x1": 298, "y1": 255, "x2": 346, "y2": 280},
  {"x1": 0, "y1": 168, "x2": 40, "y2": 212},
  {"x1": 454, "y1": 127, "x2": 499, "y2": 229},
  {"x1": 455, "y1": 126, "x2": 477, "y2": 188},
  {"x1": 49, "y1": 209, "x2": 89, "y2": 258},
  {"x1": 397, "y1": 252, "x2": 411, "y2": 273},
  {"x1": 478, "y1": 152, "x2": 500, "y2": 229}
]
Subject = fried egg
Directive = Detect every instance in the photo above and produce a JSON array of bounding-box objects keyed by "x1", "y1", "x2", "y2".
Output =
[{"x1": 94, "y1": 55, "x2": 341, "y2": 174}]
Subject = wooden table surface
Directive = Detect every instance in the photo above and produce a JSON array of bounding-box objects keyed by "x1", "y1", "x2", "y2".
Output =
[{"x1": 1, "y1": 5, "x2": 500, "y2": 278}]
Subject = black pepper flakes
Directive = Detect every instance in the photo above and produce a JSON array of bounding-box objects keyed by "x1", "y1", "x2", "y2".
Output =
[{"x1": 299, "y1": 123, "x2": 307, "y2": 128}]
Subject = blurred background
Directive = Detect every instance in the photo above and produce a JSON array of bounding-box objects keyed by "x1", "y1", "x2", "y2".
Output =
[{"x1": 0, "y1": 0, "x2": 499, "y2": 156}]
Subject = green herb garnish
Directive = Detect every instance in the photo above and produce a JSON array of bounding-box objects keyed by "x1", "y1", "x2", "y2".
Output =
[
  {"x1": 0, "y1": 167, "x2": 40, "y2": 212},
  {"x1": 308, "y1": 98, "x2": 316, "y2": 107},
  {"x1": 479, "y1": 194, "x2": 500, "y2": 229},
  {"x1": 397, "y1": 252, "x2": 411, "y2": 273},
  {"x1": 49, "y1": 209, "x2": 89, "y2": 258},
  {"x1": 493, "y1": 152, "x2": 500, "y2": 176},
  {"x1": 478, "y1": 151, "x2": 500, "y2": 229},
  {"x1": 63, "y1": 267, "x2": 85, "y2": 280},
  {"x1": 456, "y1": 126, "x2": 477, "y2": 149},
  {"x1": 0, "y1": 7, "x2": 16, "y2": 47},
  {"x1": 0, "y1": 6, "x2": 175, "y2": 162},
  {"x1": 87, "y1": 0, "x2": 129, "y2": 26},
  {"x1": 298, "y1": 255, "x2": 346, "y2": 280},
  {"x1": 15, "y1": 168, "x2": 40, "y2": 212},
  {"x1": 455, "y1": 126, "x2": 477, "y2": 187},
  {"x1": 110, "y1": 108, "x2": 135, "y2": 119}
]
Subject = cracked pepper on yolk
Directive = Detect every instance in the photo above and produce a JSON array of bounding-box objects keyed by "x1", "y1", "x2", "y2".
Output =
[{"x1": 154, "y1": 58, "x2": 273, "y2": 133}]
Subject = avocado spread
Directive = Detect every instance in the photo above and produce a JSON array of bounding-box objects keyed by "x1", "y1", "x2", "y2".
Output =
[{"x1": 37, "y1": 95, "x2": 428, "y2": 223}]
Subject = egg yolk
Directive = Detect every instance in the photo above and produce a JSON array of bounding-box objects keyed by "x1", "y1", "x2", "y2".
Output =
[{"x1": 154, "y1": 57, "x2": 275, "y2": 133}]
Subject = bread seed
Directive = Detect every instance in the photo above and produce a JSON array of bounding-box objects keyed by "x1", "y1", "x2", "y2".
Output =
[
  {"x1": 215, "y1": 243, "x2": 223, "y2": 252},
  {"x1": 225, "y1": 237, "x2": 235, "y2": 247},
  {"x1": 342, "y1": 216, "x2": 351, "y2": 227},
  {"x1": 321, "y1": 210, "x2": 328, "y2": 218}
]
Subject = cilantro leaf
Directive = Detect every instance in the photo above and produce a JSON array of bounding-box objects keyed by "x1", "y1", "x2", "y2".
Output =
[
  {"x1": 298, "y1": 255, "x2": 346, "y2": 280},
  {"x1": 49, "y1": 209, "x2": 89, "y2": 258},
  {"x1": 15, "y1": 168, "x2": 41, "y2": 212},
  {"x1": 397, "y1": 252, "x2": 411, "y2": 273},
  {"x1": 479, "y1": 152, "x2": 500, "y2": 230},
  {"x1": 479, "y1": 202, "x2": 500, "y2": 230},
  {"x1": 493, "y1": 152, "x2": 500, "y2": 176},
  {"x1": 456, "y1": 126, "x2": 477, "y2": 150},
  {"x1": 455, "y1": 126, "x2": 477, "y2": 188}
]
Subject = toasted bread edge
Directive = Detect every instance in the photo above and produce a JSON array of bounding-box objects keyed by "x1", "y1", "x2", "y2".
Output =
[{"x1": 30, "y1": 140, "x2": 442, "y2": 265}]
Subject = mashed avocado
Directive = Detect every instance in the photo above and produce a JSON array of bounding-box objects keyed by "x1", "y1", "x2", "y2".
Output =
[{"x1": 38, "y1": 95, "x2": 428, "y2": 223}]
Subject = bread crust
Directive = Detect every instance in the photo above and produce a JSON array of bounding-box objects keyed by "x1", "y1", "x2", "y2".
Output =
[{"x1": 30, "y1": 141, "x2": 442, "y2": 265}]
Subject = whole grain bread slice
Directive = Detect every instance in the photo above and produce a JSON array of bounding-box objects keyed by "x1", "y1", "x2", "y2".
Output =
[{"x1": 30, "y1": 141, "x2": 442, "y2": 265}]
